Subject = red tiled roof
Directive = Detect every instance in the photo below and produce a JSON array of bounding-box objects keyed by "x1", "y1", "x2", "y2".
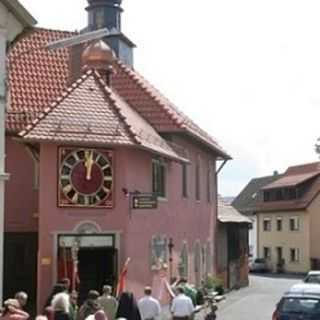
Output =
[
  {"x1": 19, "y1": 70, "x2": 188, "y2": 162},
  {"x1": 256, "y1": 176, "x2": 320, "y2": 212},
  {"x1": 113, "y1": 62, "x2": 230, "y2": 158},
  {"x1": 7, "y1": 28, "x2": 77, "y2": 132},
  {"x1": 8, "y1": 27, "x2": 230, "y2": 159},
  {"x1": 262, "y1": 172, "x2": 320, "y2": 190},
  {"x1": 256, "y1": 162, "x2": 320, "y2": 212}
]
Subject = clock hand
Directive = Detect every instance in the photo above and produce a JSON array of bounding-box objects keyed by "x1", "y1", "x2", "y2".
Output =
[{"x1": 84, "y1": 151, "x2": 94, "y2": 180}]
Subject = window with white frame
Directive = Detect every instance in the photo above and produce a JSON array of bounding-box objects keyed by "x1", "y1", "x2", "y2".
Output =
[
  {"x1": 263, "y1": 218, "x2": 271, "y2": 231},
  {"x1": 276, "y1": 217, "x2": 283, "y2": 231},
  {"x1": 290, "y1": 248, "x2": 300, "y2": 262},
  {"x1": 152, "y1": 159, "x2": 166, "y2": 198},
  {"x1": 289, "y1": 216, "x2": 300, "y2": 231},
  {"x1": 263, "y1": 247, "x2": 271, "y2": 260}
]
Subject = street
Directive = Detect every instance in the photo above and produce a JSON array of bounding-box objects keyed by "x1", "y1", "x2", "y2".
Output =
[{"x1": 216, "y1": 274, "x2": 303, "y2": 320}]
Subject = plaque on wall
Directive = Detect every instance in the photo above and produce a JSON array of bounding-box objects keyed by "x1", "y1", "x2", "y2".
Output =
[{"x1": 132, "y1": 194, "x2": 158, "y2": 209}]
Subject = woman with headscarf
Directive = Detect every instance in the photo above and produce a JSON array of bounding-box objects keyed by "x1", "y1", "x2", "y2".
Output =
[
  {"x1": 116, "y1": 292, "x2": 141, "y2": 320},
  {"x1": 0, "y1": 299, "x2": 29, "y2": 320}
]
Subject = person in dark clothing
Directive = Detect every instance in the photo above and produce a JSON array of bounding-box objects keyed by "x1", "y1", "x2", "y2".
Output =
[
  {"x1": 77, "y1": 291, "x2": 101, "y2": 320},
  {"x1": 116, "y1": 292, "x2": 141, "y2": 320}
]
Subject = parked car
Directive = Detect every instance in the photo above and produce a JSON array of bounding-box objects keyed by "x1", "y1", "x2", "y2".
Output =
[
  {"x1": 304, "y1": 271, "x2": 320, "y2": 284},
  {"x1": 249, "y1": 258, "x2": 269, "y2": 273},
  {"x1": 272, "y1": 283, "x2": 320, "y2": 320}
]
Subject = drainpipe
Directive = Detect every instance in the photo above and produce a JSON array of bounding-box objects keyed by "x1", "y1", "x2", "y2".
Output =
[{"x1": 0, "y1": 29, "x2": 10, "y2": 306}]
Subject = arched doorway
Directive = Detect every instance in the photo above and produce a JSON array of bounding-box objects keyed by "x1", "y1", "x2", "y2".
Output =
[{"x1": 58, "y1": 222, "x2": 117, "y2": 302}]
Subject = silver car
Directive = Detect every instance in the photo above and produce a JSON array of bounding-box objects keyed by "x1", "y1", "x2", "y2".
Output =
[{"x1": 249, "y1": 258, "x2": 269, "y2": 273}]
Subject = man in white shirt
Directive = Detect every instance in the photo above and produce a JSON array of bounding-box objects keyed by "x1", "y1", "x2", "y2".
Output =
[
  {"x1": 138, "y1": 286, "x2": 161, "y2": 320},
  {"x1": 171, "y1": 287, "x2": 194, "y2": 320}
]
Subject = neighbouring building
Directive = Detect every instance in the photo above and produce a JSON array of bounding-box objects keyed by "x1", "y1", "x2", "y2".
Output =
[
  {"x1": 5, "y1": 0, "x2": 230, "y2": 313},
  {"x1": 0, "y1": 0, "x2": 36, "y2": 305},
  {"x1": 232, "y1": 172, "x2": 282, "y2": 260},
  {"x1": 217, "y1": 198, "x2": 251, "y2": 290},
  {"x1": 255, "y1": 162, "x2": 320, "y2": 274}
]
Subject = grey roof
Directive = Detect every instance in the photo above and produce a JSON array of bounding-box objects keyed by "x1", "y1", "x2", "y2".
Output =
[
  {"x1": 218, "y1": 198, "x2": 252, "y2": 224},
  {"x1": 232, "y1": 173, "x2": 283, "y2": 215}
]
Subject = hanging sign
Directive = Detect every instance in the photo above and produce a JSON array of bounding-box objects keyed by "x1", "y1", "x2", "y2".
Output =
[{"x1": 132, "y1": 193, "x2": 158, "y2": 209}]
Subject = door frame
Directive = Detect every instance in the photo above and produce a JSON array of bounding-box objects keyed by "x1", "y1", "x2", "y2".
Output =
[{"x1": 52, "y1": 227, "x2": 122, "y2": 285}]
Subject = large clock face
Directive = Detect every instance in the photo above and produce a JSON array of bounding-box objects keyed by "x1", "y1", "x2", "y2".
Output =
[{"x1": 59, "y1": 148, "x2": 113, "y2": 208}]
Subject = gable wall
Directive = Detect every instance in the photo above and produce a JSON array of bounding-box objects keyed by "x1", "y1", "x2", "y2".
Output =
[
  {"x1": 5, "y1": 136, "x2": 38, "y2": 232},
  {"x1": 37, "y1": 137, "x2": 218, "y2": 306},
  {"x1": 307, "y1": 192, "x2": 320, "y2": 260}
]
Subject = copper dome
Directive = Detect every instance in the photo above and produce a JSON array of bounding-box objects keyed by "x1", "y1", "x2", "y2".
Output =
[{"x1": 82, "y1": 40, "x2": 116, "y2": 69}]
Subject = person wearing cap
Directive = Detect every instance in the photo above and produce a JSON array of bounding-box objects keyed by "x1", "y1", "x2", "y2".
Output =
[
  {"x1": 97, "y1": 286, "x2": 117, "y2": 320},
  {"x1": 170, "y1": 287, "x2": 194, "y2": 320},
  {"x1": 137, "y1": 287, "x2": 161, "y2": 320},
  {"x1": 1, "y1": 299, "x2": 29, "y2": 320}
]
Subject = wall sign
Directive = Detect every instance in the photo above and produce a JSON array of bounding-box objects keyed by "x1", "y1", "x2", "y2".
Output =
[{"x1": 132, "y1": 194, "x2": 158, "y2": 209}]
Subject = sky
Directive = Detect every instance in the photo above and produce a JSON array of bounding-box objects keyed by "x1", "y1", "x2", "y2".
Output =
[{"x1": 19, "y1": 0, "x2": 320, "y2": 196}]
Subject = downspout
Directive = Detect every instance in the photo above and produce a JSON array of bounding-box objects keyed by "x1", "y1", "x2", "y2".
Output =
[
  {"x1": 213, "y1": 159, "x2": 229, "y2": 276},
  {"x1": 0, "y1": 29, "x2": 11, "y2": 306}
]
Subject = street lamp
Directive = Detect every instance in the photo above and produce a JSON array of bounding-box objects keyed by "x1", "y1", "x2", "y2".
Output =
[{"x1": 168, "y1": 237, "x2": 174, "y2": 282}]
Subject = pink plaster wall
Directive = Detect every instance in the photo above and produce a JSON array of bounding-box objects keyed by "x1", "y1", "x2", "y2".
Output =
[
  {"x1": 5, "y1": 137, "x2": 38, "y2": 232},
  {"x1": 37, "y1": 137, "x2": 218, "y2": 308}
]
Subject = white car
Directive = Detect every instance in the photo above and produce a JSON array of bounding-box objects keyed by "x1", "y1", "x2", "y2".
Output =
[
  {"x1": 249, "y1": 258, "x2": 269, "y2": 273},
  {"x1": 303, "y1": 270, "x2": 320, "y2": 284}
]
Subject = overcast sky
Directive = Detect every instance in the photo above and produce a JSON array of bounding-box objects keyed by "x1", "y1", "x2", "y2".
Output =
[{"x1": 19, "y1": 0, "x2": 320, "y2": 196}]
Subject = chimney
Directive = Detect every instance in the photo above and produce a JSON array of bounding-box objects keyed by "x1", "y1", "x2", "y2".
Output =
[{"x1": 86, "y1": 0, "x2": 136, "y2": 66}]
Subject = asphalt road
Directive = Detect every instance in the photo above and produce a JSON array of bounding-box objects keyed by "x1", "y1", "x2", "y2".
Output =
[{"x1": 216, "y1": 274, "x2": 303, "y2": 320}]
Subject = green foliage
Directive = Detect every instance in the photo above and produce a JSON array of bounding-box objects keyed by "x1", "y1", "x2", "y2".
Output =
[{"x1": 203, "y1": 274, "x2": 224, "y2": 295}]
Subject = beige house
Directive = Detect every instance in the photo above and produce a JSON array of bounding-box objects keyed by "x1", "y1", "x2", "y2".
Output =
[{"x1": 256, "y1": 162, "x2": 320, "y2": 273}]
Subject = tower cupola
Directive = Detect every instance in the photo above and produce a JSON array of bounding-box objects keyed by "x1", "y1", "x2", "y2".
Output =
[
  {"x1": 86, "y1": 0, "x2": 123, "y2": 31},
  {"x1": 86, "y1": 0, "x2": 135, "y2": 66}
]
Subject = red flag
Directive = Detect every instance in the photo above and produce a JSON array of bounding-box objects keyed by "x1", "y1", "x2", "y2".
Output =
[{"x1": 116, "y1": 258, "x2": 131, "y2": 297}]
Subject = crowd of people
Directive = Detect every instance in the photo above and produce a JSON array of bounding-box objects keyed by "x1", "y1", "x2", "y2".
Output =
[{"x1": 0, "y1": 277, "x2": 204, "y2": 320}]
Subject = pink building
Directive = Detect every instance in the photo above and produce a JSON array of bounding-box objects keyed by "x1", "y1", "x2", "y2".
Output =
[{"x1": 5, "y1": 0, "x2": 230, "y2": 313}]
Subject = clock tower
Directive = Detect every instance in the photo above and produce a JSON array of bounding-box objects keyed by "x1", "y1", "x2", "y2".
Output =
[{"x1": 86, "y1": 0, "x2": 135, "y2": 66}]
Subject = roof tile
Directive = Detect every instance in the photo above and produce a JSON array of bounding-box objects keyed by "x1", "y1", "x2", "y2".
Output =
[
  {"x1": 8, "y1": 28, "x2": 229, "y2": 158},
  {"x1": 20, "y1": 70, "x2": 187, "y2": 162}
]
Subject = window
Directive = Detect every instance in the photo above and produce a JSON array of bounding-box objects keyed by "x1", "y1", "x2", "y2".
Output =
[
  {"x1": 207, "y1": 166, "x2": 211, "y2": 203},
  {"x1": 195, "y1": 156, "x2": 200, "y2": 201},
  {"x1": 152, "y1": 159, "x2": 166, "y2": 198},
  {"x1": 179, "y1": 242, "x2": 189, "y2": 279},
  {"x1": 290, "y1": 248, "x2": 300, "y2": 262},
  {"x1": 182, "y1": 163, "x2": 188, "y2": 198},
  {"x1": 277, "y1": 217, "x2": 282, "y2": 231},
  {"x1": 263, "y1": 218, "x2": 271, "y2": 231},
  {"x1": 290, "y1": 217, "x2": 300, "y2": 231},
  {"x1": 276, "y1": 247, "x2": 283, "y2": 263},
  {"x1": 264, "y1": 191, "x2": 270, "y2": 202},
  {"x1": 276, "y1": 189, "x2": 283, "y2": 201},
  {"x1": 263, "y1": 247, "x2": 271, "y2": 260}
]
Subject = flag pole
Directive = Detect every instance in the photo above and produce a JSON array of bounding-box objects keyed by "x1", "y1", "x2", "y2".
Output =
[{"x1": 116, "y1": 257, "x2": 131, "y2": 297}]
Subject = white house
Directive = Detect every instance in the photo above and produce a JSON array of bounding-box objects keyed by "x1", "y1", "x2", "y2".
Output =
[{"x1": 0, "y1": 0, "x2": 36, "y2": 303}]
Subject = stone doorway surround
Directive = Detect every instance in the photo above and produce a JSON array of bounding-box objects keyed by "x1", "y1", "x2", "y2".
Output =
[{"x1": 51, "y1": 221, "x2": 122, "y2": 284}]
